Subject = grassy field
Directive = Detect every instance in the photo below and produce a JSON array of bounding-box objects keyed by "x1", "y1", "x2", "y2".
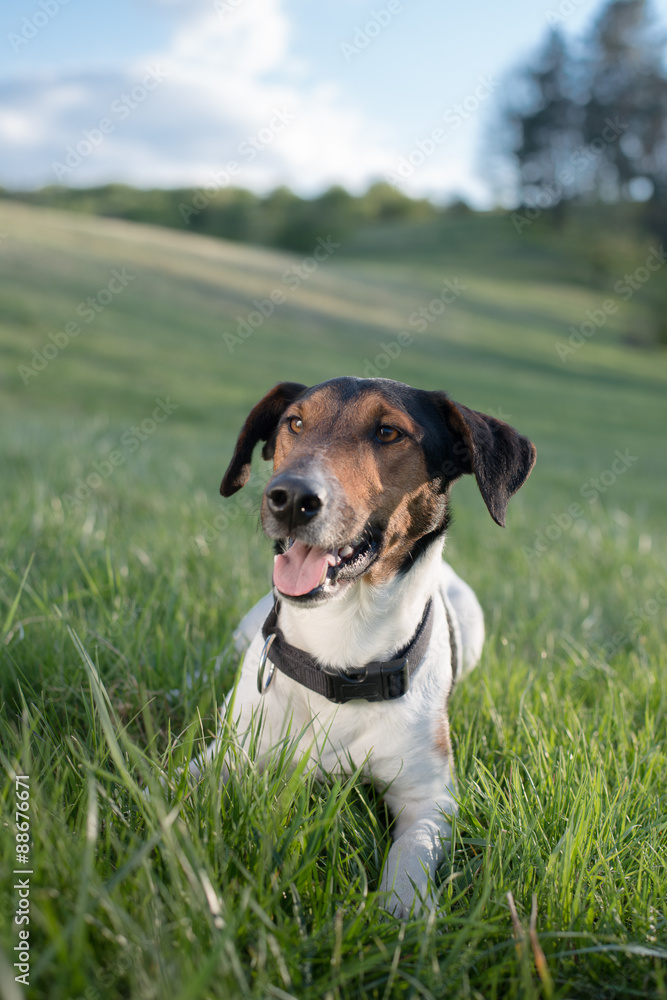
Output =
[{"x1": 0, "y1": 199, "x2": 666, "y2": 1000}]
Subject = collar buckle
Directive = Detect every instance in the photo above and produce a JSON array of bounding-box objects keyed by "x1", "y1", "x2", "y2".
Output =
[{"x1": 329, "y1": 657, "x2": 411, "y2": 704}]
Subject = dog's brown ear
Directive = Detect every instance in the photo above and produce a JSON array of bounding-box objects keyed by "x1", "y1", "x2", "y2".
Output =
[
  {"x1": 431, "y1": 394, "x2": 536, "y2": 527},
  {"x1": 221, "y1": 381, "x2": 307, "y2": 496}
]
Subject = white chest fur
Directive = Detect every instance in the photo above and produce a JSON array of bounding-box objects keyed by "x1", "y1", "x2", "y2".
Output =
[{"x1": 216, "y1": 548, "x2": 484, "y2": 916}]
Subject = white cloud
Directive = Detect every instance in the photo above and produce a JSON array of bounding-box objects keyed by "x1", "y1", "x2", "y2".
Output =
[
  {"x1": 167, "y1": 0, "x2": 289, "y2": 79},
  {"x1": 0, "y1": 110, "x2": 38, "y2": 146},
  {"x1": 0, "y1": 0, "x2": 399, "y2": 194}
]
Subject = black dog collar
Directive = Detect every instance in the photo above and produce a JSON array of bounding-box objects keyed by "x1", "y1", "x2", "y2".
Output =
[{"x1": 260, "y1": 598, "x2": 434, "y2": 704}]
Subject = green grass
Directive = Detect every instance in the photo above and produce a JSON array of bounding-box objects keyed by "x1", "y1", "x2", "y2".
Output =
[{"x1": 1, "y1": 201, "x2": 666, "y2": 999}]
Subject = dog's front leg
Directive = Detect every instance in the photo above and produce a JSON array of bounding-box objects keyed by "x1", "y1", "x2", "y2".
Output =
[{"x1": 379, "y1": 797, "x2": 454, "y2": 918}]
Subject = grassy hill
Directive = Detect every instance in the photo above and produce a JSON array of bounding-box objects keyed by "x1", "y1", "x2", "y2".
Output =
[{"x1": 1, "y1": 201, "x2": 666, "y2": 999}]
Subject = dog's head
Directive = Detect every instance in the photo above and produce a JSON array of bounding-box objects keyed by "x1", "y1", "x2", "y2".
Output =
[{"x1": 221, "y1": 377, "x2": 536, "y2": 605}]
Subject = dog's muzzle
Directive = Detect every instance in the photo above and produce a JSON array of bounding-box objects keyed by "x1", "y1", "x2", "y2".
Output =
[{"x1": 263, "y1": 467, "x2": 377, "y2": 602}]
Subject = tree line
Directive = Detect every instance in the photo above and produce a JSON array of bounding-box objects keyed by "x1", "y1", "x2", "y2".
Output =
[
  {"x1": 493, "y1": 0, "x2": 667, "y2": 239},
  {"x1": 0, "y1": 182, "x2": 448, "y2": 253}
]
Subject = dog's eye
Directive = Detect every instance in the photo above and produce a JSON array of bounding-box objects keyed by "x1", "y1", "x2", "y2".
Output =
[
  {"x1": 288, "y1": 416, "x2": 303, "y2": 434},
  {"x1": 376, "y1": 425, "x2": 402, "y2": 443}
]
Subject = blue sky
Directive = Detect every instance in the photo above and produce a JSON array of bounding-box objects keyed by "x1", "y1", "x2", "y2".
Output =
[{"x1": 2, "y1": 0, "x2": 667, "y2": 205}]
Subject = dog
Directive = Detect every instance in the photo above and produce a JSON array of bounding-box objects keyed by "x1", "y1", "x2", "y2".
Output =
[{"x1": 212, "y1": 376, "x2": 536, "y2": 917}]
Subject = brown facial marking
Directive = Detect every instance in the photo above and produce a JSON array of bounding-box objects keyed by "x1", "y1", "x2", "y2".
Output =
[{"x1": 270, "y1": 385, "x2": 448, "y2": 584}]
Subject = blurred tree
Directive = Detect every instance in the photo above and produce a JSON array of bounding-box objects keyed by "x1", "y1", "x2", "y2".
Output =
[
  {"x1": 360, "y1": 182, "x2": 435, "y2": 222},
  {"x1": 1, "y1": 179, "x2": 442, "y2": 253},
  {"x1": 583, "y1": 0, "x2": 667, "y2": 204},
  {"x1": 200, "y1": 188, "x2": 260, "y2": 242},
  {"x1": 271, "y1": 185, "x2": 356, "y2": 251},
  {"x1": 505, "y1": 29, "x2": 584, "y2": 218},
  {"x1": 494, "y1": 0, "x2": 667, "y2": 229}
]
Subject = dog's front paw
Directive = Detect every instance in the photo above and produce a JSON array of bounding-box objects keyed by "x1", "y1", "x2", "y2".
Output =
[
  {"x1": 379, "y1": 834, "x2": 443, "y2": 919},
  {"x1": 379, "y1": 870, "x2": 410, "y2": 919},
  {"x1": 379, "y1": 865, "x2": 431, "y2": 920},
  {"x1": 381, "y1": 889, "x2": 412, "y2": 920}
]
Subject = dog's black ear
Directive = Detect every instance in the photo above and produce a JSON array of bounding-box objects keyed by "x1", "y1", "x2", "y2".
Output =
[
  {"x1": 430, "y1": 393, "x2": 536, "y2": 527},
  {"x1": 221, "y1": 381, "x2": 307, "y2": 497}
]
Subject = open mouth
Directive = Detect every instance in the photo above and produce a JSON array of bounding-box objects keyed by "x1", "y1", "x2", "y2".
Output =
[{"x1": 273, "y1": 533, "x2": 379, "y2": 600}]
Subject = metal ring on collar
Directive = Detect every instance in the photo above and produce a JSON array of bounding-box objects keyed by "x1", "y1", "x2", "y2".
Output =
[{"x1": 257, "y1": 633, "x2": 277, "y2": 695}]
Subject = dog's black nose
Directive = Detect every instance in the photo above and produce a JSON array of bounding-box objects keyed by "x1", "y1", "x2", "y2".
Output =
[{"x1": 266, "y1": 474, "x2": 327, "y2": 528}]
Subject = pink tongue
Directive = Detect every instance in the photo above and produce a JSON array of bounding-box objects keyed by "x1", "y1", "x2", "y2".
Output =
[{"x1": 273, "y1": 540, "x2": 331, "y2": 596}]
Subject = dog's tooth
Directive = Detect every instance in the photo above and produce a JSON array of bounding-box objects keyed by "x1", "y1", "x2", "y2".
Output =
[{"x1": 339, "y1": 544, "x2": 354, "y2": 558}]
